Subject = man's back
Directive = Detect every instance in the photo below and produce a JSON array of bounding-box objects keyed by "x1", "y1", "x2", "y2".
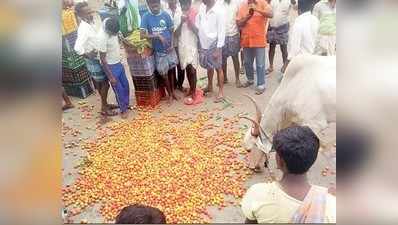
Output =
[
  {"x1": 288, "y1": 11, "x2": 319, "y2": 59},
  {"x1": 241, "y1": 182, "x2": 336, "y2": 223}
]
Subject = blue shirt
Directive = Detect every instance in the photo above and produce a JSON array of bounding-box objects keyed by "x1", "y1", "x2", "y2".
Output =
[{"x1": 140, "y1": 10, "x2": 173, "y2": 53}]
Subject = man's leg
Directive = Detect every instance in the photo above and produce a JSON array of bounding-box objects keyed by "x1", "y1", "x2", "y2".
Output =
[
  {"x1": 62, "y1": 88, "x2": 74, "y2": 110},
  {"x1": 280, "y1": 43, "x2": 289, "y2": 73},
  {"x1": 240, "y1": 50, "x2": 245, "y2": 74},
  {"x1": 168, "y1": 68, "x2": 179, "y2": 100},
  {"x1": 222, "y1": 57, "x2": 228, "y2": 84},
  {"x1": 186, "y1": 64, "x2": 197, "y2": 99},
  {"x1": 255, "y1": 47, "x2": 266, "y2": 94},
  {"x1": 242, "y1": 48, "x2": 254, "y2": 87},
  {"x1": 215, "y1": 68, "x2": 224, "y2": 101},
  {"x1": 176, "y1": 63, "x2": 185, "y2": 90},
  {"x1": 267, "y1": 43, "x2": 276, "y2": 74},
  {"x1": 204, "y1": 68, "x2": 214, "y2": 93},
  {"x1": 99, "y1": 80, "x2": 115, "y2": 115},
  {"x1": 231, "y1": 54, "x2": 242, "y2": 87}
]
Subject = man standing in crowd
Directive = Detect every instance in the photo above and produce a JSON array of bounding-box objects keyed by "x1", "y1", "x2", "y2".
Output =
[
  {"x1": 221, "y1": 0, "x2": 243, "y2": 88},
  {"x1": 241, "y1": 126, "x2": 336, "y2": 223},
  {"x1": 313, "y1": 0, "x2": 336, "y2": 56},
  {"x1": 287, "y1": 0, "x2": 319, "y2": 60},
  {"x1": 266, "y1": 0, "x2": 297, "y2": 75},
  {"x1": 194, "y1": 0, "x2": 226, "y2": 103},
  {"x1": 74, "y1": 2, "x2": 118, "y2": 116},
  {"x1": 237, "y1": 0, "x2": 273, "y2": 95},
  {"x1": 164, "y1": 0, "x2": 186, "y2": 92}
]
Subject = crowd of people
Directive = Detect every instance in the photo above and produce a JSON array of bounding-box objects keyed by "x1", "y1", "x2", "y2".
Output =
[
  {"x1": 63, "y1": 0, "x2": 336, "y2": 223},
  {"x1": 62, "y1": 0, "x2": 336, "y2": 118}
]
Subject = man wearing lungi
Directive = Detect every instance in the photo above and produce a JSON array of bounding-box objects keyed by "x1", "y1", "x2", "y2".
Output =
[
  {"x1": 267, "y1": 0, "x2": 297, "y2": 74},
  {"x1": 74, "y1": 2, "x2": 118, "y2": 116},
  {"x1": 313, "y1": 0, "x2": 336, "y2": 56},
  {"x1": 237, "y1": 0, "x2": 273, "y2": 95},
  {"x1": 220, "y1": 0, "x2": 243, "y2": 88},
  {"x1": 194, "y1": 0, "x2": 226, "y2": 103}
]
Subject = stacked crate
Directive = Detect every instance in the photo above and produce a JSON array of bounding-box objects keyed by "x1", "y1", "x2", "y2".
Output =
[
  {"x1": 126, "y1": 47, "x2": 160, "y2": 107},
  {"x1": 62, "y1": 12, "x2": 93, "y2": 99}
]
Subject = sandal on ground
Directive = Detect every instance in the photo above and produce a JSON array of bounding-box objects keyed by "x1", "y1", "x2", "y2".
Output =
[{"x1": 100, "y1": 109, "x2": 118, "y2": 117}]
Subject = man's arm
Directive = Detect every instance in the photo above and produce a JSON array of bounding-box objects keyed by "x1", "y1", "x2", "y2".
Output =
[
  {"x1": 254, "y1": 3, "x2": 273, "y2": 18},
  {"x1": 99, "y1": 52, "x2": 117, "y2": 85},
  {"x1": 237, "y1": 13, "x2": 253, "y2": 28}
]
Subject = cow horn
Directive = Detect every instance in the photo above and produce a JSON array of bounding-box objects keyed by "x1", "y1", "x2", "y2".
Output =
[{"x1": 243, "y1": 94, "x2": 262, "y2": 124}]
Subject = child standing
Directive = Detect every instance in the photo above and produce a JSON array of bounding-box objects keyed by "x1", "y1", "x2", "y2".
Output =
[
  {"x1": 141, "y1": 0, "x2": 179, "y2": 103},
  {"x1": 175, "y1": 0, "x2": 199, "y2": 103},
  {"x1": 98, "y1": 17, "x2": 130, "y2": 119}
]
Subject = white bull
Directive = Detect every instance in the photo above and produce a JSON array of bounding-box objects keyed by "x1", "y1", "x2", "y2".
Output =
[{"x1": 241, "y1": 54, "x2": 336, "y2": 170}]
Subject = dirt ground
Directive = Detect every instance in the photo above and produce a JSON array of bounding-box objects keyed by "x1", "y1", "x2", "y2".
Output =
[{"x1": 62, "y1": 45, "x2": 336, "y2": 222}]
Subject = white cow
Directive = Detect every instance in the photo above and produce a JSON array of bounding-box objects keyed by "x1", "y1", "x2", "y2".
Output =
[{"x1": 241, "y1": 54, "x2": 336, "y2": 171}]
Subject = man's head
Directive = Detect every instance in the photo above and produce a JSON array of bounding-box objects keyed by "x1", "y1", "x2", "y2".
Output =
[
  {"x1": 115, "y1": 204, "x2": 166, "y2": 224},
  {"x1": 104, "y1": 17, "x2": 120, "y2": 36},
  {"x1": 168, "y1": 0, "x2": 177, "y2": 9},
  {"x1": 63, "y1": 0, "x2": 73, "y2": 9},
  {"x1": 272, "y1": 126, "x2": 320, "y2": 174},
  {"x1": 298, "y1": 0, "x2": 317, "y2": 15},
  {"x1": 180, "y1": 0, "x2": 192, "y2": 12},
  {"x1": 202, "y1": 0, "x2": 214, "y2": 6},
  {"x1": 75, "y1": 1, "x2": 93, "y2": 22},
  {"x1": 147, "y1": 0, "x2": 162, "y2": 15}
]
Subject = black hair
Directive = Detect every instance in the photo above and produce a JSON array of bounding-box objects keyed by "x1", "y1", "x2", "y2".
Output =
[
  {"x1": 74, "y1": 1, "x2": 88, "y2": 16},
  {"x1": 146, "y1": 0, "x2": 161, "y2": 4},
  {"x1": 298, "y1": 0, "x2": 318, "y2": 14},
  {"x1": 105, "y1": 17, "x2": 120, "y2": 36},
  {"x1": 179, "y1": 0, "x2": 192, "y2": 6},
  {"x1": 115, "y1": 204, "x2": 166, "y2": 224},
  {"x1": 272, "y1": 126, "x2": 320, "y2": 174}
]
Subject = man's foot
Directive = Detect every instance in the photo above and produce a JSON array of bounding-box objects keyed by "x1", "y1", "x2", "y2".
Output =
[
  {"x1": 265, "y1": 67, "x2": 273, "y2": 75},
  {"x1": 236, "y1": 81, "x2": 243, "y2": 88},
  {"x1": 62, "y1": 104, "x2": 74, "y2": 111},
  {"x1": 241, "y1": 81, "x2": 254, "y2": 88},
  {"x1": 214, "y1": 95, "x2": 225, "y2": 103},
  {"x1": 172, "y1": 93, "x2": 179, "y2": 101},
  {"x1": 121, "y1": 111, "x2": 129, "y2": 119},
  {"x1": 255, "y1": 86, "x2": 266, "y2": 95},
  {"x1": 107, "y1": 103, "x2": 119, "y2": 110},
  {"x1": 100, "y1": 109, "x2": 118, "y2": 117},
  {"x1": 280, "y1": 63, "x2": 288, "y2": 74},
  {"x1": 203, "y1": 86, "x2": 213, "y2": 93},
  {"x1": 240, "y1": 67, "x2": 245, "y2": 75}
]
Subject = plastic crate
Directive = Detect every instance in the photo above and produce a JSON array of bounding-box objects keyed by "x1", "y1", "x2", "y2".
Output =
[
  {"x1": 135, "y1": 89, "x2": 161, "y2": 108},
  {"x1": 132, "y1": 74, "x2": 158, "y2": 91},
  {"x1": 63, "y1": 79, "x2": 94, "y2": 99},
  {"x1": 126, "y1": 51, "x2": 155, "y2": 76},
  {"x1": 62, "y1": 54, "x2": 86, "y2": 69},
  {"x1": 62, "y1": 65, "x2": 90, "y2": 84}
]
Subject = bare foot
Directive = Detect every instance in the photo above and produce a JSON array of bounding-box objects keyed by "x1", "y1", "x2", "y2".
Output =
[
  {"x1": 62, "y1": 104, "x2": 74, "y2": 111},
  {"x1": 265, "y1": 67, "x2": 273, "y2": 74},
  {"x1": 203, "y1": 86, "x2": 213, "y2": 93},
  {"x1": 121, "y1": 111, "x2": 129, "y2": 119},
  {"x1": 172, "y1": 93, "x2": 179, "y2": 101},
  {"x1": 236, "y1": 81, "x2": 243, "y2": 88}
]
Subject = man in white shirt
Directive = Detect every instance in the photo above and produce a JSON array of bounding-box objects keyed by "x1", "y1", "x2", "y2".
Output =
[
  {"x1": 74, "y1": 1, "x2": 118, "y2": 116},
  {"x1": 287, "y1": 0, "x2": 319, "y2": 61},
  {"x1": 267, "y1": 0, "x2": 297, "y2": 74},
  {"x1": 220, "y1": 0, "x2": 242, "y2": 88},
  {"x1": 194, "y1": 0, "x2": 226, "y2": 103},
  {"x1": 313, "y1": 0, "x2": 336, "y2": 56}
]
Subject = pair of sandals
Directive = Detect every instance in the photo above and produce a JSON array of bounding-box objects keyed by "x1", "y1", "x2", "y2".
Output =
[{"x1": 100, "y1": 104, "x2": 120, "y2": 116}]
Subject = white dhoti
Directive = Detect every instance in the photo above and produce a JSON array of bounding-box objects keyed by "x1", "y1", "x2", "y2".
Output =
[{"x1": 316, "y1": 34, "x2": 336, "y2": 56}]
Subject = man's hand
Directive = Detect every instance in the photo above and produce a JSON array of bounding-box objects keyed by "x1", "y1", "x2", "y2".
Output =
[
  {"x1": 109, "y1": 76, "x2": 117, "y2": 86},
  {"x1": 157, "y1": 34, "x2": 167, "y2": 46}
]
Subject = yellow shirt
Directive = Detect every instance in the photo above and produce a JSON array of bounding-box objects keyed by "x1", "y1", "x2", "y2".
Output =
[
  {"x1": 240, "y1": 182, "x2": 336, "y2": 223},
  {"x1": 62, "y1": 9, "x2": 78, "y2": 35}
]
